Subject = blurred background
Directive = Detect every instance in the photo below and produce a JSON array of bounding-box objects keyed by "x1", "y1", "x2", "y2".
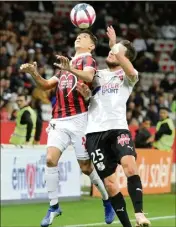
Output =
[{"x1": 1, "y1": 1, "x2": 175, "y2": 227}]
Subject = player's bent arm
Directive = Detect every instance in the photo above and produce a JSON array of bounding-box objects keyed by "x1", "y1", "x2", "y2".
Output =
[
  {"x1": 111, "y1": 43, "x2": 138, "y2": 82},
  {"x1": 69, "y1": 67, "x2": 95, "y2": 82},
  {"x1": 31, "y1": 72, "x2": 58, "y2": 90},
  {"x1": 114, "y1": 54, "x2": 137, "y2": 82}
]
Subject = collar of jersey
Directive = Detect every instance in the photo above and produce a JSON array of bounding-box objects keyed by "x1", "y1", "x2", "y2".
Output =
[
  {"x1": 106, "y1": 68, "x2": 123, "y2": 73},
  {"x1": 71, "y1": 52, "x2": 92, "y2": 61}
]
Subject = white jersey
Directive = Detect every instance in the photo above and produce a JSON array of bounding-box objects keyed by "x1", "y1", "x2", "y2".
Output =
[{"x1": 86, "y1": 68, "x2": 138, "y2": 134}]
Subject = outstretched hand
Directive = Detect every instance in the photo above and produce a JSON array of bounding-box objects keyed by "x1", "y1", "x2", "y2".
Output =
[
  {"x1": 54, "y1": 55, "x2": 71, "y2": 71},
  {"x1": 20, "y1": 62, "x2": 38, "y2": 76},
  {"x1": 106, "y1": 26, "x2": 117, "y2": 49}
]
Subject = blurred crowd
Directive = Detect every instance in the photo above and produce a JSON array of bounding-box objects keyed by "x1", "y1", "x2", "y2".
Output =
[{"x1": 0, "y1": 1, "x2": 175, "y2": 127}]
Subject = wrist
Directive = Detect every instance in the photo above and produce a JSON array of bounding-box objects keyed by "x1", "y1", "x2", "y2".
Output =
[
  {"x1": 31, "y1": 70, "x2": 40, "y2": 78},
  {"x1": 111, "y1": 43, "x2": 126, "y2": 54}
]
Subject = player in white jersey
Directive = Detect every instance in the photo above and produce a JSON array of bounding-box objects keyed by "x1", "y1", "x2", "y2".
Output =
[{"x1": 77, "y1": 26, "x2": 151, "y2": 227}]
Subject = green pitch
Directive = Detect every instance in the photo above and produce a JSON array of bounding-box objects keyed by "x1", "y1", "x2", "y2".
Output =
[{"x1": 1, "y1": 194, "x2": 175, "y2": 227}]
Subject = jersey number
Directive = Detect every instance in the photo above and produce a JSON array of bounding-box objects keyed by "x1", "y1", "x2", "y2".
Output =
[{"x1": 91, "y1": 149, "x2": 104, "y2": 164}]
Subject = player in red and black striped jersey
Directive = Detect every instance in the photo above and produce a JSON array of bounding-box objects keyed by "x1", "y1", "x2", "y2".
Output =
[
  {"x1": 20, "y1": 30, "x2": 115, "y2": 227},
  {"x1": 52, "y1": 52, "x2": 96, "y2": 118}
]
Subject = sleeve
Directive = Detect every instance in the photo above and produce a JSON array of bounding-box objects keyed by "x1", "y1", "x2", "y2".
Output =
[
  {"x1": 155, "y1": 123, "x2": 172, "y2": 141},
  {"x1": 82, "y1": 56, "x2": 97, "y2": 72},
  {"x1": 126, "y1": 69, "x2": 139, "y2": 86},
  {"x1": 20, "y1": 110, "x2": 33, "y2": 142},
  {"x1": 52, "y1": 71, "x2": 61, "y2": 82}
]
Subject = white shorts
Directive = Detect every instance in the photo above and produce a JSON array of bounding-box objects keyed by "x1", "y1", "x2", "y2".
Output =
[{"x1": 47, "y1": 112, "x2": 89, "y2": 160}]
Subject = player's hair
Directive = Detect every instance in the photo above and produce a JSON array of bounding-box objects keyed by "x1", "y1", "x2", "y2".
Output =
[
  {"x1": 120, "y1": 40, "x2": 137, "y2": 62},
  {"x1": 18, "y1": 93, "x2": 28, "y2": 101},
  {"x1": 77, "y1": 29, "x2": 97, "y2": 46}
]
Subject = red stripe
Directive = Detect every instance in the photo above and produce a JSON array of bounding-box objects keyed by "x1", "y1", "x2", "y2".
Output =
[
  {"x1": 67, "y1": 89, "x2": 76, "y2": 116},
  {"x1": 78, "y1": 94, "x2": 86, "y2": 113},
  {"x1": 60, "y1": 91, "x2": 66, "y2": 118}
]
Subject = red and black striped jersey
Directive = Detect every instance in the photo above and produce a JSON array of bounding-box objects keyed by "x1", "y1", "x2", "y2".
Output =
[{"x1": 52, "y1": 53, "x2": 96, "y2": 119}]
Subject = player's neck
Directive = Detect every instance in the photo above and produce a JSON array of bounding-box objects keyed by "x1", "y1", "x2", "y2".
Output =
[
  {"x1": 109, "y1": 66, "x2": 122, "y2": 72},
  {"x1": 75, "y1": 49, "x2": 91, "y2": 56}
]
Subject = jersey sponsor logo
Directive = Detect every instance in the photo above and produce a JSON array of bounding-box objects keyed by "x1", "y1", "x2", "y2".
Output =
[
  {"x1": 58, "y1": 73, "x2": 78, "y2": 96},
  {"x1": 102, "y1": 83, "x2": 120, "y2": 95},
  {"x1": 117, "y1": 134, "x2": 130, "y2": 146}
]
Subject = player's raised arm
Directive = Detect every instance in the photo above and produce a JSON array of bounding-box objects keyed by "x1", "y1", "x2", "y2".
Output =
[
  {"x1": 20, "y1": 62, "x2": 58, "y2": 90},
  {"x1": 54, "y1": 55, "x2": 95, "y2": 82},
  {"x1": 107, "y1": 26, "x2": 138, "y2": 83}
]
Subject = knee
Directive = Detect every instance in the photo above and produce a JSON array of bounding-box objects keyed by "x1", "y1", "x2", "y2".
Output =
[
  {"x1": 123, "y1": 163, "x2": 137, "y2": 177},
  {"x1": 46, "y1": 155, "x2": 57, "y2": 167},
  {"x1": 121, "y1": 156, "x2": 138, "y2": 177},
  {"x1": 79, "y1": 160, "x2": 93, "y2": 175}
]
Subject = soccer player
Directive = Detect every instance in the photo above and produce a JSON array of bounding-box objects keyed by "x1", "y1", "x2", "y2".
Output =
[
  {"x1": 77, "y1": 26, "x2": 151, "y2": 227},
  {"x1": 20, "y1": 30, "x2": 115, "y2": 227}
]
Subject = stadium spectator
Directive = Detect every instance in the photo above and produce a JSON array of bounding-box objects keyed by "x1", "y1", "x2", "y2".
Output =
[
  {"x1": 153, "y1": 107, "x2": 175, "y2": 151},
  {"x1": 9, "y1": 93, "x2": 37, "y2": 145},
  {"x1": 146, "y1": 104, "x2": 159, "y2": 126},
  {"x1": 135, "y1": 117, "x2": 153, "y2": 148}
]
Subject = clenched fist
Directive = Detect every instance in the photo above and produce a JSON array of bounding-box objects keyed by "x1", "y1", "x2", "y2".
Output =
[{"x1": 20, "y1": 62, "x2": 38, "y2": 76}]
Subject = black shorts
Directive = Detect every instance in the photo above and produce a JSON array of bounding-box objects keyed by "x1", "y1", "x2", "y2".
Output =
[{"x1": 86, "y1": 129, "x2": 137, "y2": 179}]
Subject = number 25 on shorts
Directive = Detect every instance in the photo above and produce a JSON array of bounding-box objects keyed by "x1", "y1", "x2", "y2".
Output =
[{"x1": 91, "y1": 149, "x2": 104, "y2": 164}]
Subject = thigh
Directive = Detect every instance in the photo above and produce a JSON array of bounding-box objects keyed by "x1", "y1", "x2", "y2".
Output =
[
  {"x1": 47, "y1": 121, "x2": 71, "y2": 152},
  {"x1": 86, "y1": 132, "x2": 118, "y2": 180},
  {"x1": 71, "y1": 133, "x2": 90, "y2": 160},
  {"x1": 111, "y1": 130, "x2": 137, "y2": 164}
]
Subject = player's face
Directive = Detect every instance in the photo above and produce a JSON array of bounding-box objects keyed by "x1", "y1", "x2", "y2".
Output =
[
  {"x1": 159, "y1": 109, "x2": 168, "y2": 120},
  {"x1": 106, "y1": 51, "x2": 120, "y2": 68},
  {"x1": 75, "y1": 33, "x2": 94, "y2": 51}
]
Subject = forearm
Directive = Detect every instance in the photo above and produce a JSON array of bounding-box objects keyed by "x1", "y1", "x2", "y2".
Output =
[
  {"x1": 70, "y1": 67, "x2": 94, "y2": 82},
  {"x1": 115, "y1": 54, "x2": 137, "y2": 81},
  {"x1": 30, "y1": 71, "x2": 50, "y2": 90}
]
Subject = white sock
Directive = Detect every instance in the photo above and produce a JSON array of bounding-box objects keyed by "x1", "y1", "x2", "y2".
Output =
[
  {"x1": 45, "y1": 166, "x2": 59, "y2": 206},
  {"x1": 89, "y1": 168, "x2": 109, "y2": 201}
]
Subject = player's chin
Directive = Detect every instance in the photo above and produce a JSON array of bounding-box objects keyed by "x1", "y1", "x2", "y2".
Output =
[
  {"x1": 75, "y1": 43, "x2": 81, "y2": 49},
  {"x1": 106, "y1": 59, "x2": 119, "y2": 67}
]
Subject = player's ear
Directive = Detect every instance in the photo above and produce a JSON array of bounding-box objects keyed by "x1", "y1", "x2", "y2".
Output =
[{"x1": 89, "y1": 43, "x2": 95, "y2": 51}]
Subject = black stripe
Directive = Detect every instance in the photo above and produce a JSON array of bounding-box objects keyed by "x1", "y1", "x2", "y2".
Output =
[{"x1": 72, "y1": 89, "x2": 82, "y2": 114}]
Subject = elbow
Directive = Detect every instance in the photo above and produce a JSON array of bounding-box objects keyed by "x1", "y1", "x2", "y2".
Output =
[
  {"x1": 86, "y1": 74, "x2": 94, "y2": 82},
  {"x1": 86, "y1": 76, "x2": 93, "y2": 82},
  {"x1": 42, "y1": 83, "x2": 52, "y2": 91}
]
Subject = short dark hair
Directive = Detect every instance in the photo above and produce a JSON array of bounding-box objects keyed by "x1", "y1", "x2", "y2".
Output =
[
  {"x1": 77, "y1": 29, "x2": 97, "y2": 46},
  {"x1": 159, "y1": 107, "x2": 170, "y2": 112},
  {"x1": 143, "y1": 117, "x2": 151, "y2": 122},
  {"x1": 120, "y1": 40, "x2": 137, "y2": 62},
  {"x1": 18, "y1": 93, "x2": 28, "y2": 101}
]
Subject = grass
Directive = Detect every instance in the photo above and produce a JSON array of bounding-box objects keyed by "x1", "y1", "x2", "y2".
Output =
[{"x1": 1, "y1": 194, "x2": 176, "y2": 227}]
